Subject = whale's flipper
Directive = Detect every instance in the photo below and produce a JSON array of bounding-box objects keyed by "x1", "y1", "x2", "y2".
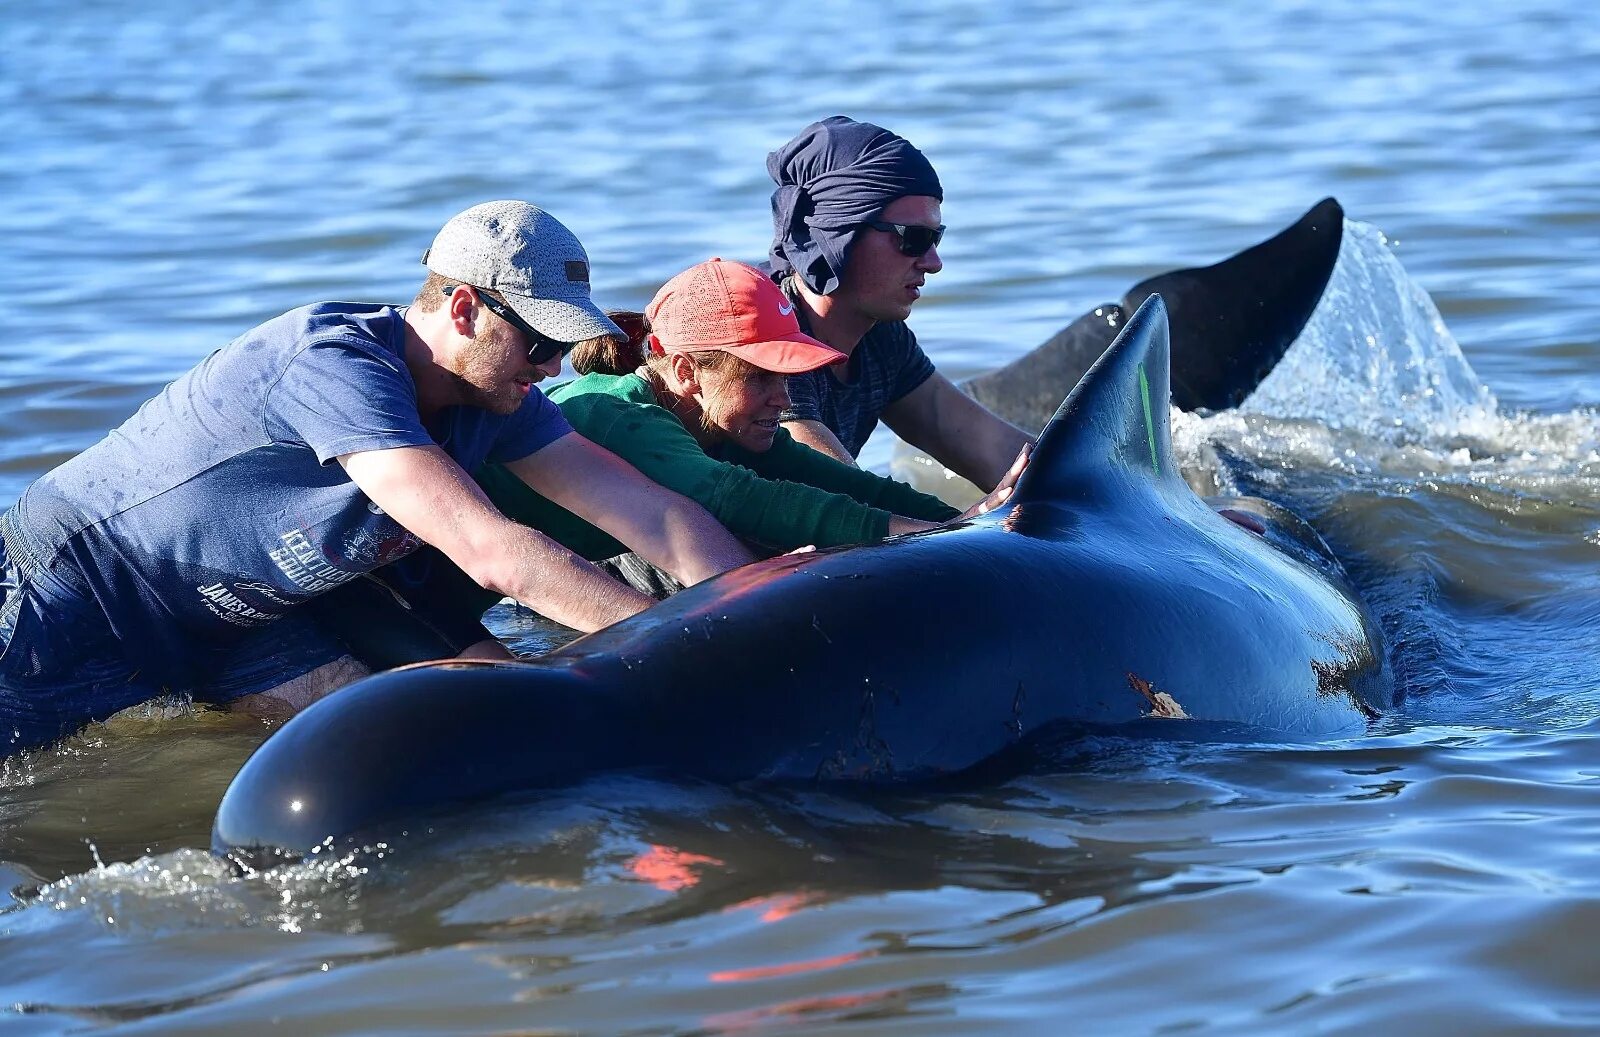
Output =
[
  {"x1": 964, "y1": 198, "x2": 1345, "y2": 430},
  {"x1": 1009, "y1": 295, "x2": 1183, "y2": 508}
]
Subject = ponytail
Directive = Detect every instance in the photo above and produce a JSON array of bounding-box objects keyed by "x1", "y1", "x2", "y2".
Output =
[
  {"x1": 570, "y1": 310, "x2": 648, "y2": 375},
  {"x1": 569, "y1": 309, "x2": 749, "y2": 379}
]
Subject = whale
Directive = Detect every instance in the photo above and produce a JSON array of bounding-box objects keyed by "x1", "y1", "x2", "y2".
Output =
[{"x1": 212, "y1": 291, "x2": 1394, "y2": 865}]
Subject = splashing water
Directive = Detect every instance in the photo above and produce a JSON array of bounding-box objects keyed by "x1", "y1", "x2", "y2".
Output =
[
  {"x1": 1174, "y1": 219, "x2": 1600, "y2": 508},
  {"x1": 1248, "y1": 219, "x2": 1501, "y2": 439}
]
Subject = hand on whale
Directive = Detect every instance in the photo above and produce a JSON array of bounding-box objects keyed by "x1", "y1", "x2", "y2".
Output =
[
  {"x1": 955, "y1": 441, "x2": 1032, "y2": 520},
  {"x1": 211, "y1": 292, "x2": 1393, "y2": 867}
]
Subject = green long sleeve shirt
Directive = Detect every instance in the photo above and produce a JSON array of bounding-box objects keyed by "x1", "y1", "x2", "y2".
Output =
[{"x1": 477, "y1": 372, "x2": 958, "y2": 561}]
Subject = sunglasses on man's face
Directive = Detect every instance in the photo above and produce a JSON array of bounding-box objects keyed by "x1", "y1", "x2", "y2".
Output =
[
  {"x1": 441, "y1": 285, "x2": 573, "y2": 366},
  {"x1": 861, "y1": 220, "x2": 945, "y2": 258}
]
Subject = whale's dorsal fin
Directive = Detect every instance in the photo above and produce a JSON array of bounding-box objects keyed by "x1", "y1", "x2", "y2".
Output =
[{"x1": 1008, "y1": 295, "x2": 1183, "y2": 506}]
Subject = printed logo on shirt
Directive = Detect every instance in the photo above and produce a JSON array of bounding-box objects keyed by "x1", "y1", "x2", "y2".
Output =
[
  {"x1": 777, "y1": 299, "x2": 794, "y2": 317},
  {"x1": 342, "y1": 523, "x2": 420, "y2": 569},
  {"x1": 195, "y1": 582, "x2": 279, "y2": 627},
  {"x1": 269, "y1": 528, "x2": 359, "y2": 595},
  {"x1": 235, "y1": 580, "x2": 295, "y2": 606}
]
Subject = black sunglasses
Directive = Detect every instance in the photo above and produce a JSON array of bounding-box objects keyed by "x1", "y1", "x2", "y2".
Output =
[
  {"x1": 861, "y1": 220, "x2": 945, "y2": 257},
  {"x1": 441, "y1": 285, "x2": 573, "y2": 366}
]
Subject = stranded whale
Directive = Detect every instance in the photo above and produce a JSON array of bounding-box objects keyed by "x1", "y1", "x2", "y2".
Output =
[{"x1": 212, "y1": 292, "x2": 1393, "y2": 864}]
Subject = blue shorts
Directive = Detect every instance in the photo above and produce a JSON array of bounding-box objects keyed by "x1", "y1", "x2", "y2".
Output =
[
  {"x1": 0, "y1": 525, "x2": 342, "y2": 753},
  {"x1": 0, "y1": 543, "x2": 161, "y2": 752}
]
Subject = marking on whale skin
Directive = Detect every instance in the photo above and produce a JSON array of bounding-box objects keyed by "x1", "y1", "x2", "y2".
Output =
[
  {"x1": 1008, "y1": 681, "x2": 1026, "y2": 739},
  {"x1": 854, "y1": 679, "x2": 894, "y2": 776},
  {"x1": 815, "y1": 678, "x2": 897, "y2": 781},
  {"x1": 1127, "y1": 672, "x2": 1190, "y2": 719},
  {"x1": 1138, "y1": 363, "x2": 1159, "y2": 474}
]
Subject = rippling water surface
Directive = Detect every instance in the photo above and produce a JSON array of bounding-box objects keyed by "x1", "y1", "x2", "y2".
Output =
[{"x1": 2, "y1": 3, "x2": 1597, "y2": 1034}]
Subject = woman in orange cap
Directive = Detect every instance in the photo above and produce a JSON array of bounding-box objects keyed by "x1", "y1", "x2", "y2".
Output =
[{"x1": 472, "y1": 258, "x2": 1023, "y2": 596}]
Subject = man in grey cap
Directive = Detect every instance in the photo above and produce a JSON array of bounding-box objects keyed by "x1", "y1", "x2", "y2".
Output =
[{"x1": 0, "y1": 200, "x2": 753, "y2": 755}]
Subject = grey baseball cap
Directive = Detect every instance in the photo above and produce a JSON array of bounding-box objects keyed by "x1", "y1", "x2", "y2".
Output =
[{"x1": 422, "y1": 200, "x2": 624, "y2": 343}]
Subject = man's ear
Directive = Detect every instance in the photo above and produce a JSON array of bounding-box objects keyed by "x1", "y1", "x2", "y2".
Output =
[{"x1": 446, "y1": 285, "x2": 480, "y2": 337}]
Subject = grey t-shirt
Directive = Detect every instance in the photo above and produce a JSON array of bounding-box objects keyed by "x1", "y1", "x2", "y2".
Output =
[{"x1": 777, "y1": 279, "x2": 936, "y2": 457}]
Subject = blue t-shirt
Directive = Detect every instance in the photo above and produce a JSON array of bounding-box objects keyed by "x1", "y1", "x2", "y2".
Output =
[{"x1": 8, "y1": 302, "x2": 570, "y2": 680}]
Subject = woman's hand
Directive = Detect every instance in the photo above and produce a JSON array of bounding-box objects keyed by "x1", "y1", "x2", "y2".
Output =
[{"x1": 885, "y1": 442, "x2": 1035, "y2": 537}]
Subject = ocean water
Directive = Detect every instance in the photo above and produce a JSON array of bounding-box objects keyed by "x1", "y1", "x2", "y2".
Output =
[{"x1": 2, "y1": 2, "x2": 1598, "y2": 1034}]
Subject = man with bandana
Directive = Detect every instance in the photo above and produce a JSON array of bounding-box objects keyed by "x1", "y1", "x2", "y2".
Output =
[{"x1": 767, "y1": 116, "x2": 1033, "y2": 493}]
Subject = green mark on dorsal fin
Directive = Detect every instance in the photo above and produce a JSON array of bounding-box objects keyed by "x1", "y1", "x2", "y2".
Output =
[
  {"x1": 1138, "y1": 363, "x2": 1159, "y2": 474},
  {"x1": 1007, "y1": 295, "x2": 1180, "y2": 509}
]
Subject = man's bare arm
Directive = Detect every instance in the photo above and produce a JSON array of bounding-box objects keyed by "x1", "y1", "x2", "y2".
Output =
[
  {"x1": 504, "y1": 432, "x2": 755, "y2": 586},
  {"x1": 781, "y1": 418, "x2": 858, "y2": 465},
  {"x1": 340, "y1": 443, "x2": 655, "y2": 632},
  {"x1": 882, "y1": 373, "x2": 1034, "y2": 492}
]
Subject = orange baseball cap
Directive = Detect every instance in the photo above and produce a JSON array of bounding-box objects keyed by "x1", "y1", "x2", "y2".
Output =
[{"x1": 644, "y1": 259, "x2": 846, "y2": 374}]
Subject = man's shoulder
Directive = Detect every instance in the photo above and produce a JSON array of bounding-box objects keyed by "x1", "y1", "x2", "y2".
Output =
[
  {"x1": 232, "y1": 299, "x2": 403, "y2": 364},
  {"x1": 240, "y1": 303, "x2": 413, "y2": 419},
  {"x1": 852, "y1": 318, "x2": 935, "y2": 417},
  {"x1": 263, "y1": 302, "x2": 405, "y2": 358},
  {"x1": 860, "y1": 317, "x2": 918, "y2": 354},
  {"x1": 847, "y1": 319, "x2": 925, "y2": 387}
]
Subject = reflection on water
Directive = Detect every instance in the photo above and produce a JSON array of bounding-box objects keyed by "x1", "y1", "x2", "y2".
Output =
[
  {"x1": 8, "y1": 726, "x2": 1599, "y2": 1032},
  {"x1": 2, "y1": 0, "x2": 1599, "y2": 1033}
]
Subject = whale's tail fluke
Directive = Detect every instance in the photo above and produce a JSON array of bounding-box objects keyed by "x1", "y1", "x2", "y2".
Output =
[
  {"x1": 1131, "y1": 197, "x2": 1344, "y2": 411},
  {"x1": 964, "y1": 198, "x2": 1345, "y2": 429}
]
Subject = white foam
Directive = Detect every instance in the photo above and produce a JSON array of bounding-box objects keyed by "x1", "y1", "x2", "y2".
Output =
[{"x1": 1172, "y1": 219, "x2": 1600, "y2": 506}]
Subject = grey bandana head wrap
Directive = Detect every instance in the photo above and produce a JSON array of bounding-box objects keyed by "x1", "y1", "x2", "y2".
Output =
[{"x1": 766, "y1": 116, "x2": 944, "y2": 296}]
